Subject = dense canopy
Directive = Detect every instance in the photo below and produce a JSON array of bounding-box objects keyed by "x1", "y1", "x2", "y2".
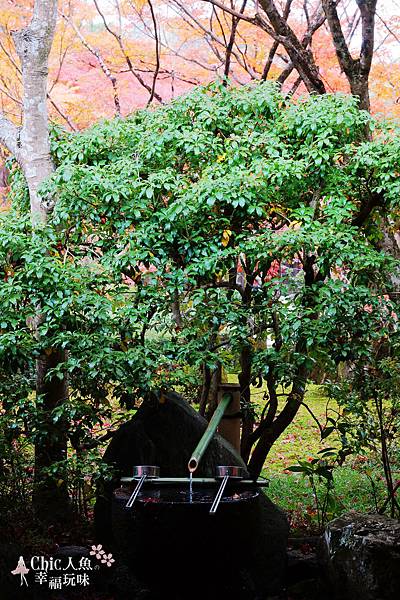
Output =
[{"x1": 1, "y1": 82, "x2": 399, "y2": 477}]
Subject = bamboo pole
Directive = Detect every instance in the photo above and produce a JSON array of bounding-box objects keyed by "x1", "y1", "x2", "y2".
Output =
[{"x1": 188, "y1": 393, "x2": 232, "y2": 473}]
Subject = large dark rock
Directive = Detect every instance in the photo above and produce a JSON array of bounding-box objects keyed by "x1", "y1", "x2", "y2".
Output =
[
  {"x1": 95, "y1": 391, "x2": 289, "y2": 599},
  {"x1": 323, "y1": 511, "x2": 400, "y2": 600},
  {"x1": 101, "y1": 390, "x2": 247, "y2": 477},
  {"x1": 285, "y1": 537, "x2": 333, "y2": 600}
]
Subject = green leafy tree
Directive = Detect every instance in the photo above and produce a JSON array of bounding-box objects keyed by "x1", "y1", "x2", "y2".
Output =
[{"x1": 1, "y1": 82, "x2": 399, "y2": 494}]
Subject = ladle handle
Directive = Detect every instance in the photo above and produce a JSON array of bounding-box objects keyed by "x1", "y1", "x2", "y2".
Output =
[
  {"x1": 209, "y1": 474, "x2": 229, "y2": 515},
  {"x1": 126, "y1": 474, "x2": 146, "y2": 508}
]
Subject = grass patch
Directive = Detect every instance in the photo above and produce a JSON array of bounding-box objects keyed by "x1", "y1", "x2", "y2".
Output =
[
  {"x1": 265, "y1": 462, "x2": 387, "y2": 533},
  {"x1": 264, "y1": 383, "x2": 336, "y2": 474},
  {"x1": 229, "y1": 379, "x2": 392, "y2": 532}
]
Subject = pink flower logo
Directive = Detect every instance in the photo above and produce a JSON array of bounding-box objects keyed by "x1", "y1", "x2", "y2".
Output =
[
  {"x1": 90, "y1": 544, "x2": 104, "y2": 560},
  {"x1": 90, "y1": 544, "x2": 115, "y2": 567},
  {"x1": 101, "y1": 553, "x2": 115, "y2": 567}
]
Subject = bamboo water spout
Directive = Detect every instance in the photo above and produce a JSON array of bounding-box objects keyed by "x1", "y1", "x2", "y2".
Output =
[{"x1": 188, "y1": 393, "x2": 232, "y2": 473}]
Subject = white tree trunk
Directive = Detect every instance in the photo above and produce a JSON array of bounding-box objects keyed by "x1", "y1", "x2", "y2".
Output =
[{"x1": 0, "y1": 0, "x2": 57, "y2": 221}]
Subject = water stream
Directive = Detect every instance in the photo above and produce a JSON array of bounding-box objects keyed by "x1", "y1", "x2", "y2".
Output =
[{"x1": 189, "y1": 472, "x2": 193, "y2": 503}]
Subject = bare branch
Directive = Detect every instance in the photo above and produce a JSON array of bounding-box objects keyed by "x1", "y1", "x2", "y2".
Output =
[
  {"x1": 322, "y1": 0, "x2": 355, "y2": 76},
  {"x1": 277, "y1": 61, "x2": 294, "y2": 84},
  {"x1": 201, "y1": 0, "x2": 260, "y2": 25},
  {"x1": 223, "y1": 0, "x2": 248, "y2": 80},
  {"x1": 323, "y1": 0, "x2": 377, "y2": 110},
  {"x1": 48, "y1": 96, "x2": 77, "y2": 131},
  {"x1": 92, "y1": 0, "x2": 163, "y2": 104},
  {"x1": 259, "y1": 0, "x2": 326, "y2": 93},
  {"x1": 147, "y1": 0, "x2": 161, "y2": 105},
  {"x1": 376, "y1": 12, "x2": 400, "y2": 45},
  {"x1": 62, "y1": 12, "x2": 121, "y2": 117},
  {"x1": 172, "y1": 0, "x2": 259, "y2": 78},
  {"x1": 287, "y1": 74, "x2": 302, "y2": 95},
  {"x1": 203, "y1": 1, "x2": 326, "y2": 92},
  {"x1": 356, "y1": 0, "x2": 377, "y2": 77},
  {"x1": 262, "y1": 0, "x2": 293, "y2": 80}
]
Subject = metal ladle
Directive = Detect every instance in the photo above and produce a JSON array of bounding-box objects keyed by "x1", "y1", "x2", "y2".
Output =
[
  {"x1": 209, "y1": 465, "x2": 247, "y2": 515},
  {"x1": 125, "y1": 465, "x2": 160, "y2": 508}
]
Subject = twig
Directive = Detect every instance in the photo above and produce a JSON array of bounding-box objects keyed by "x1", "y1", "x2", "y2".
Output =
[{"x1": 147, "y1": 0, "x2": 161, "y2": 105}]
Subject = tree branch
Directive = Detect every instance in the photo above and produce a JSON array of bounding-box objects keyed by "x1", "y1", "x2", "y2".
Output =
[
  {"x1": 62, "y1": 12, "x2": 121, "y2": 117},
  {"x1": 11, "y1": 0, "x2": 58, "y2": 218},
  {"x1": 147, "y1": 0, "x2": 161, "y2": 105},
  {"x1": 172, "y1": 0, "x2": 259, "y2": 78},
  {"x1": 0, "y1": 114, "x2": 20, "y2": 157},
  {"x1": 259, "y1": 0, "x2": 326, "y2": 93},
  {"x1": 377, "y1": 12, "x2": 400, "y2": 45},
  {"x1": 93, "y1": 0, "x2": 163, "y2": 104},
  {"x1": 203, "y1": 1, "x2": 326, "y2": 93},
  {"x1": 356, "y1": 0, "x2": 377, "y2": 77},
  {"x1": 223, "y1": 0, "x2": 248, "y2": 80},
  {"x1": 322, "y1": 0, "x2": 355, "y2": 77},
  {"x1": 262, "y1": 0, "x2": 294, "y2": 79},
  {"x1": 323, "y1": 0, "x2": 377, "y2": 111},
  {"x1": 201, "y1": 0, "x2": 259, "y2": 25},
  {"x1": 351, "y1": 191, "x2": 383, "y2": 227},
  {"x1": 277, "y1": 3, "x2": 328, "y2": 87}
]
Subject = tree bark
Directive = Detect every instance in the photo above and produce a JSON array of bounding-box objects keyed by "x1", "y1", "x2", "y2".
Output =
[
  {"x1": 247, "y1": 256, "x2": 318, "y2": 479},
  {"x1": 12, "y1": 0, "x2": 57, "y2": 221},
  {"x1": 0, "y1": 116, "x2": 19, "y2": 158},
  {"x1": 238, "y1": 275, "x2": 255, "y2": 460},
  {"x1": 262, "y1": 0, "x2": 294, "y2": 80},
  {"x1": 35, "y1": 349, "x2": 70, "y2": 520},
  {"x1": 223, "y1": 0, "x2": 248, "y2": 81},
  {"x1": 379, "y1": 218, "x2": 400, "y2": 295},
  {"x1": 322, "y1": 0, "x2": 377, "y2": 112},
  {"x1": 258, "y1": 0, "x2": 326, "y2": 94},
  {"x1": 205, "y1": 363, "x2": 222, "y2": 420},
  {"x1": 247, "y1": 365, "x2": 307, "y2": 479},
  {"x1": 239, "y1": 343, "x2": 254, "y2": 460}
]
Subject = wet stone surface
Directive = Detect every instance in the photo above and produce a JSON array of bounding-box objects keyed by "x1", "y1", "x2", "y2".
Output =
[{"x1": 323, "y1": 511, "x2": 400, "y2": 600}]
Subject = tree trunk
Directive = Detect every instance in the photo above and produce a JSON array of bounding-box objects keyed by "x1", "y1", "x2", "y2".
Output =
[
  {"x1": 199, "y1": 362, "x2": 212, "y2": 417},
  {"x1": 379, "y1": 218, "x2": 400, "y2": 295},
  {"x1": 322, "y1": 0, "x2": 377, "y2": 113},
  {"x1": 34, "y1": 349, "x2": 70, "y2": 520},
  {"x1": 247, "y1": 369, "x2": 307, "y2": 479},
  {"x1": 239, "y1": 343, "x2": 254, "y2": 461},
  {"x1": 205, "y1": 364, "x2": 222, "y2": 420},
  {"x1": 0, "y1": 1, "x2": 70, "y2": 520},
  {"x1": 13, "y1": 0, "x2": 57, "y2": 221},
  {"x1": 349, "y1": 76, "x2": 370, "y2": 112}
]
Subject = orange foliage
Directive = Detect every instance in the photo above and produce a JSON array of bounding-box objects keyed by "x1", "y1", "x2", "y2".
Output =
[{"x1": 0, "y1": 0, "x2": 399, "y2": 130}]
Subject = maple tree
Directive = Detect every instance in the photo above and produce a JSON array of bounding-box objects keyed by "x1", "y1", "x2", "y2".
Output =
[{"x1": 0, "y1": 1, "x2": 400, "y2": 129}]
